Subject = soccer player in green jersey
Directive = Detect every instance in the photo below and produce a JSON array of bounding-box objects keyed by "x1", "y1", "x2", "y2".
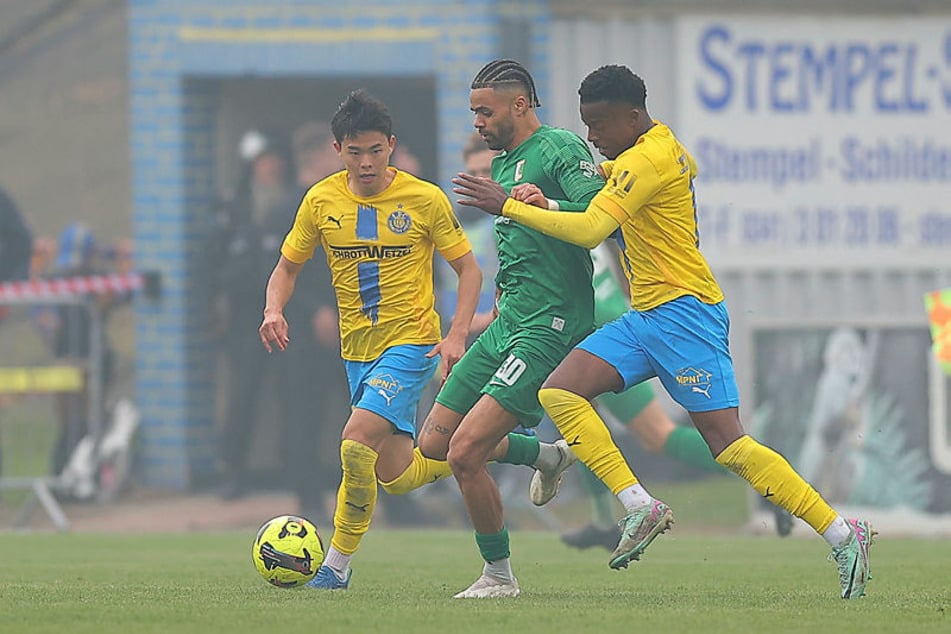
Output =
[
  {"x1": 416, "y1": 59, "x2": 603, "y2": 598},
  {"x1": 456, "y1": 64, "x2": 874, "y2": 599}
]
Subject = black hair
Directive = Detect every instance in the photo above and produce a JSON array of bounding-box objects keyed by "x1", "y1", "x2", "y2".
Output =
[
  {"x1": 330, "y1": 89, "x2": 393, "y2": 143},
  {"x1": 578, "y1": 65, "x2": 647, "y2": 109},
  {"x1": 471, "y1": 59, "x2": 541, "y2": 108}
]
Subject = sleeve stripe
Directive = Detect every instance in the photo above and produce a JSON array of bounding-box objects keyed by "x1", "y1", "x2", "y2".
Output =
[
  {"x1": 280, "y1": 244, "x2": 312, "y2": 264},
  {"x1": 591, "y1": 195, "x2": 628, "y2": 224},
  {"x1": 437, "y1": 237, "x2": 472, "y2": 262}
]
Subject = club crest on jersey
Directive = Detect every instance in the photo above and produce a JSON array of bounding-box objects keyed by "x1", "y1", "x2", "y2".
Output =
[
  {"x1": 387, "y1": 206, "x2": 412, "y2": 234},
  {"x1": 514, "y1": 160, "x2": 526, "y2": 182}
]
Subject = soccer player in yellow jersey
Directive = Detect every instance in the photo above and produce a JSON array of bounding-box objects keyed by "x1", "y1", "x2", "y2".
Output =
[
  {"x1": 454, "y1": 65, "x2": 875, "y2": 599},
  {"x1": 258, "y1": 90, "x2": 482, "y2": 589}
]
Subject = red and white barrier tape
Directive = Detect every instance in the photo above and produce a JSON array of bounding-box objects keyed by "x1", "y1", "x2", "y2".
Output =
[{"x1": 0, "y1": 273, "x2": 145, "y2": 301}]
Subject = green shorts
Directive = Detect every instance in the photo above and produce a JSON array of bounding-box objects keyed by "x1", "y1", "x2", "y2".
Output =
[{"x1": 436, "y1": 314, "x2": 589, "y2": 427}]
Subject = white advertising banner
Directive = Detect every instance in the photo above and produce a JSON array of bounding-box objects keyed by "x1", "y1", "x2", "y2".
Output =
[{"x1": 676, "y1": 17, "x2": 951, "y2": 268}]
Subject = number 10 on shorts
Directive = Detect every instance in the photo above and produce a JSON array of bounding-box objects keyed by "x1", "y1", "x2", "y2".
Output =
[{"x1": 493, "y1": 354, "x2": 527, "y2": 386}]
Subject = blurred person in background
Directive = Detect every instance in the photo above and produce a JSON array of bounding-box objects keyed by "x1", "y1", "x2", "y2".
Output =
[
  {"x1": 284, "y1": 121, "x2": 350, "y2": 522},
  {"x1": 390, "y1": 144, "x2": 423, "y2": 177},
  {"x1": 0, "y1": 183, "x2": 33, "y2": 477},
  {"x1": 437, "y1": 131, "x2": 499, "y2": 338},
  {"x1": 213, "y1": 130, "x2": 298, "y2": 500},
  {"x1": 0, "y1": 184, "x2": 33, "y2": 287},
  {"x1": 43, "y1": 223, "x2": 118, "y2": 478},
  {"x1": 30, "y1": 235, "x2": 57, "y2": 279}
]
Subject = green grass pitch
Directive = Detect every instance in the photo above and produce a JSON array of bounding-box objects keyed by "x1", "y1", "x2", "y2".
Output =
[{"x1": 0, "y1": 529, "x2": 948, "y2": 634}]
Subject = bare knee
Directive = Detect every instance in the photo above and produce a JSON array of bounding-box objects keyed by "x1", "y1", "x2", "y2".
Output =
[
  {"x1": 417, "y1": 406, "x2": 458, "y2": 461},
  {"x1": 689, "y1": 408, "x2": 743, "y2": 457},
  {"x1": 446, "y1": 437, "x2": 482, "y2": 481},
  {"x1": 418, "y1": 434, "x2": 447, "y2": 461}
]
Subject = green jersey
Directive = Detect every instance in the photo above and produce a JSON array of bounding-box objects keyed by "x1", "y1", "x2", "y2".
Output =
[
  {"x1": 491, "y1": 125, "x2": 603, "y2": 336},
  {"x1": 591, "y1": 243, "x2": 631, "y2": 326}
]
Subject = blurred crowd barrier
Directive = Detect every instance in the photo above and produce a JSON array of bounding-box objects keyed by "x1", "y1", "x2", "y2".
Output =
[{"x1": 0, "y1": 231, "x2": 153, "y2": 530}]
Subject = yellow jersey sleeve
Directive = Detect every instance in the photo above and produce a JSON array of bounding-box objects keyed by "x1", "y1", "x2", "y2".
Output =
[
  {"x1": 591, "y1": 150, "x2": 665, "y2": 223},
  {"x1": 281, "y1": 189, "x2": 321, "y2": 264},
  {"x1": 429, "y1": 189, "x2": 472, "y2": 262},
  {"x1": 501, "y1": 197, "x2": 621, "y2": 249}
]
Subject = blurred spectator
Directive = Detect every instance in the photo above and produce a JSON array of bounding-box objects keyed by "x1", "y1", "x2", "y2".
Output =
[
  {"x1": 283, "y1": 121, "x2": 350, "y2": 521},
  {"x1": 44, "y1": 223, "x2": 119, "y2": 477},
  {"x1": 0, "y1": 183, "x2": 33, "y2": 477},
  {"x1": 30, "y1": 235, "x2": 57, "y2": 279},
  {"x1": 0, "y1": 185, "x2": 32, "y2": 285},
  {"x1": 213, "y1": 130, "x2": 297, "y2": 500},
  {"x1": 105, "y1": 237, "x2": 135, "y2": 275},
  {"x1": 436, "y1": 131, "x2": 500, "y2": 338},
  {"x1": 391, "y1": 144, "x2": 423, "y2": 176}
]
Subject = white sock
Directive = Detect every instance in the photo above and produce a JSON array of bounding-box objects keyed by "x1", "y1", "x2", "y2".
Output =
[
  {"x1": 822, "y1": 515, "x2": 853, "y2": 548},
  {"x1": 323, "y1": 546, "x2": 352, "y2": 580},
  {"x1": 483, "y1": 558, "x2": 515, "y2": 582},
  {"x1": 617, "y1": 484, "x2": 652, "y2": 513},
  {"x1": 533, "y1": 442, "x2": 561, "y2": 471}
]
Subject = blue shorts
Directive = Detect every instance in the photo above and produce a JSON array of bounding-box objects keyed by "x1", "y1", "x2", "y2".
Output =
[
  {"x1": 344, "y1": 344, "x2": 439, "y2": 438},
  {"x1": 578, "y1": 295, "x2": 740, "y2": 413}
]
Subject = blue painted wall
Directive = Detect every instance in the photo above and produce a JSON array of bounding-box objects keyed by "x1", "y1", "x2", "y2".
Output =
[{"x1": 128, "y1": 0, "x2": 550, "y2": 488}]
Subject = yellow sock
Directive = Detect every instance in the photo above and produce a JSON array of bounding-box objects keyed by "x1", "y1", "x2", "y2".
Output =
[
  {"x1": 538, "y1": 387, "x2": 638, "y2": 495},
  {"x1": 379, "y1": 447, "x2": 453, "y2": 495},
  {"x1": 330, "y1": 439, "x2": 379, "y2": 555},
  {"x1": 715, "y1": 435, "x2": 837, "y2": 533}
]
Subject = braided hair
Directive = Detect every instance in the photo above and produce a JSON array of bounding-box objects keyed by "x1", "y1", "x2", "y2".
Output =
[{"x1": 471, "y1": 59, "x2": 541, "y2": 108}]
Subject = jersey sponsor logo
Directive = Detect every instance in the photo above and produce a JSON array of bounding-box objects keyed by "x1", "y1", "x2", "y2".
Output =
[
  {"x1": 514, "y1": 159, "x2": 526, "y2": 182},
  {"x1": 368, "y1": 372, "x2": 402, "y2": 406},
  {"x1": 675, "y1": 367, "x2": 713, "y2": 398},
  {"x1": 580, "y1": 160, "x2": 599, "y2": 179},
  {"x1": 328, "y1": 244, "x2": 413, "y2": 259},
  {"x1": 387, "y1": 206, "x2": 412, "y2": 234},
  {"x1": 489, "y1": 354, "x2": 527, "y2": 387},
  {"x1": 551, "y1": 316, "x2": 565, "y2": 332}
]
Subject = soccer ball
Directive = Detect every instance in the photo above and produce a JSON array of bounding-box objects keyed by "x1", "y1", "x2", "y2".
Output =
[{"x1": 252, "y1": 515, "x2": 325, "y2": 588}]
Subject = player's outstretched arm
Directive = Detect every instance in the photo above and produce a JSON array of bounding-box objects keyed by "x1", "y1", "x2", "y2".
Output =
[
  {"x1": 259, "y1": 255, "x2": 304, "y2": 353},
  {"x1": 453, "y1": 172, "x2": 619, "y2": 249},
  {"x1": 428, "y1": 250, "x2": 481, "y2": 381}
]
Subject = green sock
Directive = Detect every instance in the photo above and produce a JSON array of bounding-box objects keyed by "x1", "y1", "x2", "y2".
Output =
[
  {"x1": 475, "y1": 527, "x2": 511, "y2": 562},
  {"x1": 664, "y1": 426, "x2": 723, "y2": 473},
  {"x1": 578, "y1": 464, "x2": 614, "y2": 528},
  {"x1": 498, "y1": 433, "x2": 539, "y2": 466}
]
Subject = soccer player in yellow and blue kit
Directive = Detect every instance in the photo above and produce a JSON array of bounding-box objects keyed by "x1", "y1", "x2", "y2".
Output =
[
  {"x1": 258, "y1": 90, "x2": 482, "y2": 590},
  {"x1": 454, "y1": 65, "x2": 875, "y2": 599}
]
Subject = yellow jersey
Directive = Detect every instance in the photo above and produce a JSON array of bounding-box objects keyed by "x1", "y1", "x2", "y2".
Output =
[
  {"x1": 593, "y1": 122, "x2": 723, "y2": 311},
  {"x1": 281, "y1": 168, "x2": 472, "y2": 361}
]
